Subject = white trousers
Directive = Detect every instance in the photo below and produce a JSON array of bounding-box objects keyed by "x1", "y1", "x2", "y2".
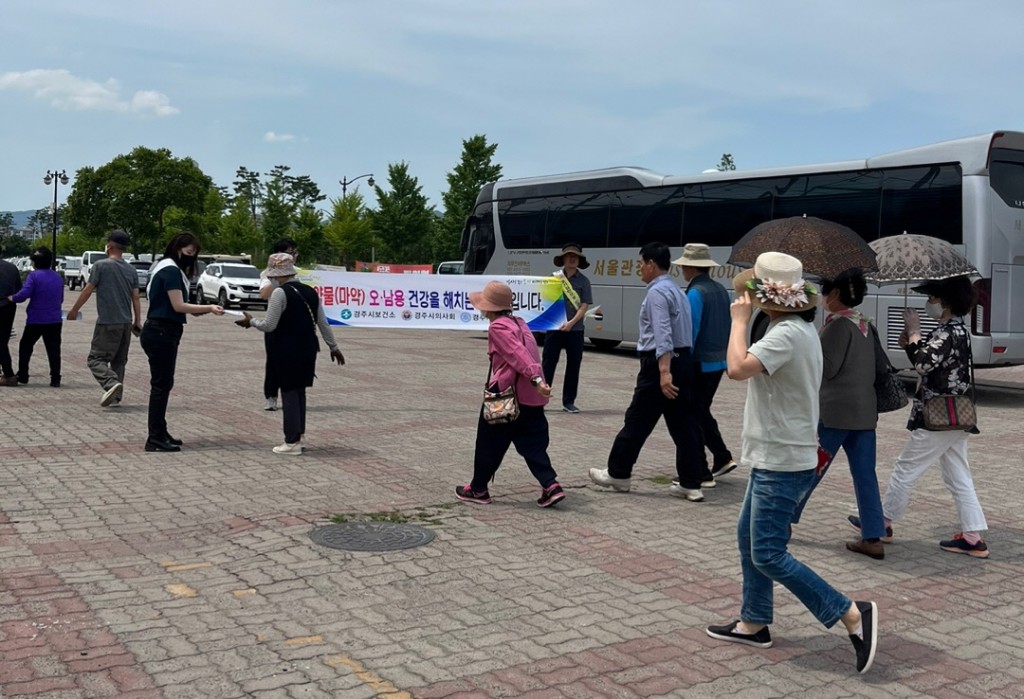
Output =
[{"x1": 882, "y1": 428, "x2": 987, "y2": 533}]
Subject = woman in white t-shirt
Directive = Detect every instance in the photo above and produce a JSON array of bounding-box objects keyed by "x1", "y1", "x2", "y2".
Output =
[{"x1": 705, "y1": 252, "x2": 879, "y2": 675}]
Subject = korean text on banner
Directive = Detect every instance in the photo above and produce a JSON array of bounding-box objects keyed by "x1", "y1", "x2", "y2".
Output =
[{"x1": 296, "y1": 271, "x2": 566, "y2": 331}]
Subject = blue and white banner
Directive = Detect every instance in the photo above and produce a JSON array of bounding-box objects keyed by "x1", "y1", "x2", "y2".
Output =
[{"x1": 295, "y1": 270, "x2": 567, "y2": 331}]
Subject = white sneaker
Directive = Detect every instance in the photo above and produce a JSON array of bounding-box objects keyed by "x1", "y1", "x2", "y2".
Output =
[
  {"x1": 264, "y1": 397, "x2": 278, "y2": 411},
  {"x1": 588, "y1": 468, "x2": 631, "y2": 492},
  {"x1": 675, "y1": 478, "x2": 716, "y2": 489},
  {"x1": 101, "y1": 382, "x2": 123, "y2": 407},
  {"x1": 272, "y1": 442, "x2": 303, "y2": 455},
  {"x1": 669, "y1": 483, "x2": 705, "y2": 502}
]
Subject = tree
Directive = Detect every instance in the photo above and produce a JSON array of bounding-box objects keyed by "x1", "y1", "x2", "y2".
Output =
[
  {"x1": 65, "y1": 146, "x2": 213, "y2": 255},
  {"x1": 371, "y1": 162, "x2": 435, "y2": 264},
  {"x1": 0, "y1": 234, "x2": 31, "y2": 256},
  {"x1": 323, "y1": 193, "x2": 374, "y2": 266},
  {"x1": 0, "y1": 212, "x2": 13, "y2": 238},
  {"x1": 717, "y1": 153, "x2": 737, "y2": 172},
  {"x1": 436, "y1": 135, "x2": 502, "y2": 263},
  {"x1": 27, "y1": 208, "x2": 50, "y2": 239}
]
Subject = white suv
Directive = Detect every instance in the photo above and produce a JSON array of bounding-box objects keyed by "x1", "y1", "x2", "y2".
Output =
[{"x1": 195, "y1": 263, "x2": 265, "y2": 309}]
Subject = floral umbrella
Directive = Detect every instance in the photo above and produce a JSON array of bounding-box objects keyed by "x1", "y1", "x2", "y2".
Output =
[
  {"x1": 865, "y1": 234, "x2": 977, "y2": 284},
  {"x1": 728, "y1": 216, "x2": 877, "y2": 280}
]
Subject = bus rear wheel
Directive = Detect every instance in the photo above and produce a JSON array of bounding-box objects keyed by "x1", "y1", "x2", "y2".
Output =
[{"x1": 590, "y1": 339, "x2": 621, "y2": 351}]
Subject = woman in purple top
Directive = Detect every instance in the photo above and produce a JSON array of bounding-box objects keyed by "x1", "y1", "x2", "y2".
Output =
[
  {"x1": 455, "y1": 280, "x2": 564, "y2": 508},
  {"x1": 8, "y1": 247, "x2": 64, "y2": 386}
]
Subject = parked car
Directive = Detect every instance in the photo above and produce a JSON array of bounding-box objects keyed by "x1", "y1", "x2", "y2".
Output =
[
  {"x1": 195, "y1": 262, "x2": 265, "y2": 309},
  {"x1": 63, "y1": 258, "x2": 84, "y2": 289},
  {"x1": 189, "y1": 260, "x2": 207, "y2": 302},
  {"x1": 436, "y1": 260, "x2": 464, "y2": 274},
  {"x1": 129, "y1": 259, "x2": 151, "y2": 293}
]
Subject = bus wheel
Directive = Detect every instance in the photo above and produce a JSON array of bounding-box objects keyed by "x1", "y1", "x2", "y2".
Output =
[{"x1": 590, "y1": 339, "x2": 621, "y2": 351}]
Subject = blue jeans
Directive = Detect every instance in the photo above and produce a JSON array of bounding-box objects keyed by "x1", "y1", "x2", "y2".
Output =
[
  {"x1": 792, "y1": 425, "x2": 886, "y2": 540},
  {"x1": 738, "y1": 468, "x2": 851, "y2": 627}
]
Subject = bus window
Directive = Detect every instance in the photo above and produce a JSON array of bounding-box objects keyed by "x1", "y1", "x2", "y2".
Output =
[
  {"x1": 544, "y1": 193, "x2": 609, "y2": 249},
  {"x1": 683, "y1": 180, "x2": 773, "y2": 246},
  {"x1": 771, "y1": 171, "x2": 883, "y2": 240},
  {"x1": 990, "y1": 153, "x2": 1024, "y2": 209},
  {"x1": 880, "y1": 165, "x2": 963, "y2": 243},
  {"x1": 499, "y1": 199, "x2": 547, "y2": 249},
  {"x1": 608, "y1": 188, "x2": 684, "y2": 247}
]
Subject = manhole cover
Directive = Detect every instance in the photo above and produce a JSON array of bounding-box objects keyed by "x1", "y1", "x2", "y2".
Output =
[{"x1": 309, "y1": 522, "x2": 435, "y2": 552}]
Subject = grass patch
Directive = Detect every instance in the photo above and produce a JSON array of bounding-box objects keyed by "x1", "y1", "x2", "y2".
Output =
[
  {"x1": 329, "y1": 505, "x2": 453, "y2": 527},
  {"x1": 649, "y1": 475, "x2": 674, "y2": 485}
]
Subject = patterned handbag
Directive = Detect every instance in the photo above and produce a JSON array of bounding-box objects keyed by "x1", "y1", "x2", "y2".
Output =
[
  {"x1": 482, "y1": 384, "x2": 520, "y2": 424},
  {"x1": 870, "y1": 324, "x2": 909, "y2": 413},
  {"x1": 922, "y1": 394, "x2": 976, "y2": 431},
  {"x1": 921, "y1": 324, "x2": 977, "y2": 431}
]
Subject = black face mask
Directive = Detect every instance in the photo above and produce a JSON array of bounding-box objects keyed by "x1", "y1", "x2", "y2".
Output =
[{"x1": 177, "y1": 254, "x2": 197, "y2": 269}]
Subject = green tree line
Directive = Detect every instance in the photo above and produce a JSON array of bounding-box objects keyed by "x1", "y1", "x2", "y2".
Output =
[{"x1": 3, "y1": 135, "x2": 502, "y2": 267}]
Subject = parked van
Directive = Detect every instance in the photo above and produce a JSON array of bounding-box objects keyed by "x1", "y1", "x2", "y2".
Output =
[{"x1": 436, "y1": 260, "x2": 464, "y2": 275}]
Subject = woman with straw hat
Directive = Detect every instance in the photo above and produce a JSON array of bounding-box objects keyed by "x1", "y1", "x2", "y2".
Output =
[{"x1": 706, "y1": 252, "x2": 879, "y2": 675}]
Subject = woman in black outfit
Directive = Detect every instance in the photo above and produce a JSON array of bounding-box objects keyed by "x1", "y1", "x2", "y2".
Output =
[
  {"x1": 236, "y1": 253, "x2": 344, "y2": 454},
  {"x1": 141, "y1": 233, "x2": 223, "y2": 452}
]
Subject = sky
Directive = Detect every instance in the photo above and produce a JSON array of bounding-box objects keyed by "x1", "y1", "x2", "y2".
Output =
[{"x1": 3, "y1": 1, "x2": 1024, "y2": 216}]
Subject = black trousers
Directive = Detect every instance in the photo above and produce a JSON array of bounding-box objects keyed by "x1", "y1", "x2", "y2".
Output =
[
  {"x1": 263, "y1": 333, "x2": 279, "y2": 400},
  {"x1": 140, "y1": 319, "x2": 183, "y2": 440},
  {"x1": 693, "y1": 366, "x2": 734, "y2": 469},
  {"x1": 0, "y1": 303, "x2": 15, "y2": 377},
  {"x1": 472, "y1": 404, "x2": 558, "y2": 491},
  {"x1": 542, "y1": 331, "x2": 585, "y2": 406},
  {"x1": 18, "y1": 322, "x2": 62, "y2": 384},
  {"x1": 281, "y1": 387, "x2": 307, "y2": 443},
  {"x1": 607, "y1": 349, "x2": 709, "y2": 489}
]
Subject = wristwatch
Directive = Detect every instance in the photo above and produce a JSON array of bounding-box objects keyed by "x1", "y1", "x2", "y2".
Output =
[{"x1": 531, "y1": 376, "x2": 543, "y2": 387}]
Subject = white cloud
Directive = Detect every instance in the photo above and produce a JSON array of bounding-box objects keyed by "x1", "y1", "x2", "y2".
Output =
[
  {"x1": 0, "y1": 68, "x2": 179, "y2": 117},
  {"x1": 263, "y1": 131, "x2": 295, "y2": 143}
]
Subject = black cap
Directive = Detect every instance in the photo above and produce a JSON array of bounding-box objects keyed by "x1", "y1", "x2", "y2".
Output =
[{"x1": 107, "y1": 230, "x2": 131, "y2": 248}]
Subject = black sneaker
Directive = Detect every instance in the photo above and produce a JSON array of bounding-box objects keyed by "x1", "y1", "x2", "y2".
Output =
[
  {"x1": 848, "y1": 515, "x2": 893, "y2": 543},
  {"x1": 711, "y1": 459, "x2": 739, "y2": 477},
  {"x1": 939, "y1": 533, "x2": 990, "y2": 558},
  {"x1": 455, "y1": 484, "x2": 492, "y2": 505},
  {"x1": 562, "y1": 403, "x2": 581, "y2": 414},
  {"x1": 537, "y1": 483, "x2": 565, "y2": 508},
  {"x1": 849, "y1": 601, "x2": 878, "y2": 673},
  {"x1": 705, "y1": 621, "x2": 772, "y2": 648}
]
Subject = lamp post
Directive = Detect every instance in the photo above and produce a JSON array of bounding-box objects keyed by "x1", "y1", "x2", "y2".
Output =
[
  {"x1": 43, "y1": 169, "x2": 70, "y2": 268},
  {"x1": 339, "y1": 173, "x2": 374, "y2": 199}
]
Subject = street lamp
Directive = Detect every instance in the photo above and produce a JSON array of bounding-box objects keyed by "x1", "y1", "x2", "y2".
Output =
[
  {"x1": 42, "y1": 169, "x2": 70, "y2": 268},
  {"x1": 339, "y1": 173, "x2": 374, "y2": 198}
]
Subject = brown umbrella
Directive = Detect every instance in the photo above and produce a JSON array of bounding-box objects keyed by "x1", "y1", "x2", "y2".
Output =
[
  {"x1": 728, "y1": 215, "x2": 877, "y2": 280},
  {"x1": 865, "y1": 233, "x2": 977, "y2": 284}
]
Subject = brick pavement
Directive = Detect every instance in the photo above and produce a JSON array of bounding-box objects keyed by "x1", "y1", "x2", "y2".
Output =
[{"x1": 2, "y1": 301, "x2": 1024, "y2": 698}]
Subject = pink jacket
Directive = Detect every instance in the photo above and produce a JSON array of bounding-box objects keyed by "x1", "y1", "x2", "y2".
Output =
[{"x1": 487, "y1": 315, "x2": 549, "y2": 407}]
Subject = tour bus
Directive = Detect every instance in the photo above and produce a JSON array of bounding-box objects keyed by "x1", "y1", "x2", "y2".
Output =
[{"x1": 460, "y1": 131, "x2": 1024, "y2": 367}]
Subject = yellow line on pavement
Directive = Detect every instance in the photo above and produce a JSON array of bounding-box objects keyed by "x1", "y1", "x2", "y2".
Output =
[{"x1": 324, "y1": 655, "x2": 410, "y2": 698}]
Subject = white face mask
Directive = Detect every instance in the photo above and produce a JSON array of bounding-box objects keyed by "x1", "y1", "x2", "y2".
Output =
[{"x1": 925, "y1": 300, "x2": 945, "y2": 320}]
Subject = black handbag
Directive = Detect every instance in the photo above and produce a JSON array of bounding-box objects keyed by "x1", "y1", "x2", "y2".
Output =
[{"x1": 870, "y1": 324, "x2": 909, "y2": 413}]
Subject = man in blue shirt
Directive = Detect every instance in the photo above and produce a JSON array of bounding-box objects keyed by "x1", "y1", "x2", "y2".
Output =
[
  {"x1": 674, "y1": 243, "x2": 737, "y2": 482},
  {"x1": 590, "y1": 242, "x2": 709, "y2": 502}
]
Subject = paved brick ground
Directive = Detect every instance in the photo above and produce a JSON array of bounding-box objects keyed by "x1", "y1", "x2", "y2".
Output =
[{"x1": 2, "y1": 300, "x2": 1023, "y2": 698}]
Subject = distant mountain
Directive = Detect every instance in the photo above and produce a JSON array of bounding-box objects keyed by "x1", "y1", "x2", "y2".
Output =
[{"x1": 2, "y1": 210, "x2": 37, "y2": 228}]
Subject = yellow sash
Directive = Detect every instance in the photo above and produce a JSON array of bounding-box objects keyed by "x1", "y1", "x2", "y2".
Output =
[{"x1": 557, "y1": 272, "x2": 581, "y2": 310}]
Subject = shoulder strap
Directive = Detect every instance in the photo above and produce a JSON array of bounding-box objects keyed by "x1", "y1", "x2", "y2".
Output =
[{"x1": 282, "y1": 283, "x2": 318, "y2": 331}]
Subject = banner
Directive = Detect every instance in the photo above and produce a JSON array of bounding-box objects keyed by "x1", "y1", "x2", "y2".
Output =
[
  {"x1": 353, "y1": 261, "x2": 433, "y2": 274},
  {"x1": 295, "y1": 270, "x2": 567, "y2": 331}
]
